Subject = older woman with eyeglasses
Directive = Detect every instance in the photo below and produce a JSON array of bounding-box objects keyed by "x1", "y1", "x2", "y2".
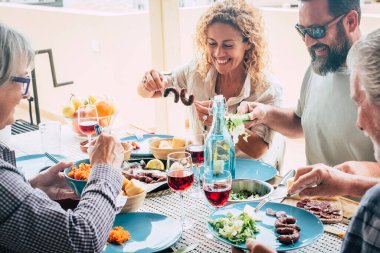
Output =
[
  {"x1": 0, "y1": 23, "x2": 125, "y2": 253},
  {"x1": 138, "y1": 0, "x2": 284, "y2": 166}
]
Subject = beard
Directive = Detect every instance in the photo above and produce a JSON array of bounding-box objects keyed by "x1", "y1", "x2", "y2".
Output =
[{"x1": 308, "y1": 22, "x2": 353, "y2": 76}]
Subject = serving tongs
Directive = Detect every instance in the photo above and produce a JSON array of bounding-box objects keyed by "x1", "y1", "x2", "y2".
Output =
[{"x1": 225, "y1": 113, "x2": 251, "y2": 127}]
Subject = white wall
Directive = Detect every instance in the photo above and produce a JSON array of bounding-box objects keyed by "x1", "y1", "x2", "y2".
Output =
[
  {"x1": 0, "y1": 3, "x2": 379, "y2": 135},
  {"x1": 0, "y1": 3, "x2": 155, "y2": 130}
]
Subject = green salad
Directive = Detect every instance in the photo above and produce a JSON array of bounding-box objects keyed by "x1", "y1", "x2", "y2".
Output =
[
  {"x1": 225, "y1": 114, "x2": 249, "y2": 144},
  {"x1": 208, "y1": 212, "x2": 259, "y2": 244},
  {"x1": 230, "y1": 190, "x2": 261, "y2": 200}
]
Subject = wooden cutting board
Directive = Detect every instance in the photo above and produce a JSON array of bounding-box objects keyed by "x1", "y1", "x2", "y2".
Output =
[{"x1": 283, "y1": 198, "x2": 343, "y2": 224}]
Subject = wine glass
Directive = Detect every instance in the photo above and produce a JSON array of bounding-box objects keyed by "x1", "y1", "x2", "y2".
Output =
[
  {"x1": 202, "y1": 169, "x2": 232, "y2": 240},
  {"x1": 185, "y1": 132, "x2": 205, "y2": 199},
  {"x1": 77, "y1": 105, "x2": 99, "y2": 143},
  {"x1": 203, "y1": 170, "x2": 232, "y2": 209},
  {"x1": 167, "y1": 151, "x2": 194, "y2": 230}
]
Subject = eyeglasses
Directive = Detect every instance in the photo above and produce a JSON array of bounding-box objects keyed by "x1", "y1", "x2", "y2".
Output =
[
  {"x1": 10, "y1": 76, "x2": 31, "y2": 96},
  {"x1": 295, "y1": 14, "x2": 346, "y2": 40}
]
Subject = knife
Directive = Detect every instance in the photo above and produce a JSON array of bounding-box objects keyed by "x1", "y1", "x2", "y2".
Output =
[
  {"x1": 270, "y1": 169, "x2": 295, "y2": 203},
  {"x1": 172, "y1": 243, "x2": 199, "y2": 253}
]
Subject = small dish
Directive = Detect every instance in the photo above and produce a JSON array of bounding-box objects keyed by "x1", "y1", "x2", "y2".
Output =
[
  {"x1": 63, "y1": 159, "x2": 90, "y2": 196},
  {"x1": 120, "y1": 190, "x2": 147, "y2": 213}
]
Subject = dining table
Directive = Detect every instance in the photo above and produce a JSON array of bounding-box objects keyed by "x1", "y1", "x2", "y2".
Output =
[{"x1": 8, "y1": 125, "x2": 359, "y2": 253}]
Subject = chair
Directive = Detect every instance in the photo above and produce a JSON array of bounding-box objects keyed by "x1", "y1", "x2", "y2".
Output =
[{"x1": 11, "y1": 49, "x2": 73, "y2": 135}]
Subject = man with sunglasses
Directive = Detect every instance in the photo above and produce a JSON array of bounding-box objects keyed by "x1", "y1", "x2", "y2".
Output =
[
  {"x1": 233, "y1": 27, "x2": 380, "y2": 253},
  {"x1": 237, "y1": 0, "x2": 380, "y2": 178}
]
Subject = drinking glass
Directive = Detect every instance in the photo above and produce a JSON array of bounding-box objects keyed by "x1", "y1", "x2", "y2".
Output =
[
  {"x1": 203, "y1": 169, "x2": 232, "y2": 240},
  {"x1": 203, "y1": 170, "x2": 232, "y2": 209},
  {"x1": 167, "y1": 151, "x2": 194, "y2": 230},
  {"x1": 77, "y1": 105, "x2": 99, "y2": 143},
  {"x1": 185, "y1": 132, "x2": 205, "y2": 199}
]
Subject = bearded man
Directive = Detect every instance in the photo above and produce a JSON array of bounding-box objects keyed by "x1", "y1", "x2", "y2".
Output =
[{"x1": 237, "y1": 0, "x2": 380, "y2": 177}]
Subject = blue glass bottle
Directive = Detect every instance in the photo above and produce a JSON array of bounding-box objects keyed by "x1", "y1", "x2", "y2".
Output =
[{"x1": 204, "y1": 95, "x2": 236, "y2": 178}]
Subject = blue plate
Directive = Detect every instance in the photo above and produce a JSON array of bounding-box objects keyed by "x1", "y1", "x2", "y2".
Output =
[
  {"x1": 207, "y1": 202, "x2": 323, "y2": 251},
  {"x1": 120, "y1": 134, "x2": 173, "y2": 157},
  {"x1": 200, "y1": 159, "x2": 277, "y2": 182},
  {"x1": 16, "y1": 154, "x2": 66, "y2": 179},
  {"x1": 103, "y1": 212, "x2": 182, "y2": 253},
  {"x1": 235, "y1": 159, "x2": 277, "y2": 181}
]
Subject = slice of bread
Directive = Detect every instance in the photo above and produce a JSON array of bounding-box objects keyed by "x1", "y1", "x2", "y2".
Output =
[
  {"x1": 158, "y1": 140, "x2": 172, "y2": 149},
  {"x1": 172, "y1": 137, "x2": 185, "y2": 148}
]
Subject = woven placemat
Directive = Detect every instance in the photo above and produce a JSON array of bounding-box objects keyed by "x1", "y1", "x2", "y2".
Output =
[{"x1": 139, "y1": 192, "x2": 347, "y2": 253}]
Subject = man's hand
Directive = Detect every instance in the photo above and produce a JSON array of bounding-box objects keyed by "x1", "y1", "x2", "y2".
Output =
[
  {"x1": 89, "y1": 134, "x2": 124, "y2": 168},
  {"x1": 231, "y1": 239, "x2": 276, "y2": 253},
  {"x1": 29, "y1": 162, "x2": 78, "y2": 200},
  {"x1": 288, "y1": 164, "x2": 354, "y2": 198},
  {"x1": 237, "y1": 102, "x2": 270, "y2": 128},
  {"x1": 194, "y1": 100, "x2": 213, "y2": 127}
]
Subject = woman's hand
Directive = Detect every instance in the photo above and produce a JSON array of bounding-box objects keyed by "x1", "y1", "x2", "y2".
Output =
[
  {"x1": 141, "y1": 69, "x2": 168, "y2": 94},
  {"x1": 194, "y1": 100, "x2": 213, "y2": 127},
  {"x1": 29, "y1": 162, "x2": 79, "y2": 200},
  {"x1": 237, "y1": 101, "x2": 270, "y2": 128}
]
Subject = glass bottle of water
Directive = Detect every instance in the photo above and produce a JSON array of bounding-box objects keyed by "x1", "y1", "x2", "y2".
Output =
[{"x1": 204, "y1": 95, "x2": 236, "y2": 178}]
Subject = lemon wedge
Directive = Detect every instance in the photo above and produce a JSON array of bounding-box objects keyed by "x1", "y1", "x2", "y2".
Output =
[{"x1": 146, "y1": 159, "x2": 165, "y2": 171}]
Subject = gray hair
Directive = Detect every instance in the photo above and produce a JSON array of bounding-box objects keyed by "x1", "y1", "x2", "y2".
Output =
[
  {"x1": 0, "y1": 22, "x2": 34, "y2": 86},
  {"x1": 347, "y1": 28, "x2": 380, "y2": 104}
]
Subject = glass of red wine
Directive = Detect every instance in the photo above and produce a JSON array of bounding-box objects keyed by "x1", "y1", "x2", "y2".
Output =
[
  {"x1": 185, "y1": 132, "x2": 205, "y2": 199},
  {"x1": 167, "y1": 151, "x2": 194, "y2": 230},
  {"x1": 77, "y1": 105, "x2": 99, "y2": 144},
  {"x1": 203, "y1": 170, "x2": 232, "y2": 209}
]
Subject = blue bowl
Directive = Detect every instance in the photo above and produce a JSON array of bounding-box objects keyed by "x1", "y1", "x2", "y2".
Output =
[{"x1": 64, "y1": 159, "x2": 90, "y2": 197}]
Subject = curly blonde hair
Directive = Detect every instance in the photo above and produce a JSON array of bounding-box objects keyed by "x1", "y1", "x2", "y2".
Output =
[{"x1": 195, "y1": 0, "x2": 267, "y2": 92}]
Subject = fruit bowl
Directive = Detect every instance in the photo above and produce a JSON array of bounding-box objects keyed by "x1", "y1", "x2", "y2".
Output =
[
  {"x1": 62, "y1": 95, "x2": 116, "y2": 137},
  {"x1": 65, "y1": 114, "x2": 115, "y2": 137}
]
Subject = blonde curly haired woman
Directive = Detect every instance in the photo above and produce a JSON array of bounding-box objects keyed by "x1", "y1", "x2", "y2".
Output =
[{"x1": 138, "y1": 0, "x2": 283, "y2": 164}]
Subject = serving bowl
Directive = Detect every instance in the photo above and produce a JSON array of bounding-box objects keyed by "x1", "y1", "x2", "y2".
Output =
[
  {"x1": 227, "y1": 179, "x2": 274, "y2": 204},
  {"x1": 120, "y1": 189, "x2": 147, "y2": 213},
  {"x1": 149, "y1": 138, "x2": 186, "y2": 160}
]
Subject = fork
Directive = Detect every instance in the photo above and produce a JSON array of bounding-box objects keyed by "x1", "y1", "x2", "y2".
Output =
[
  {"x1": 254, "y1": 183, "x2": 318, "y2": 213},
  {"x1": 134, "y1": 132, "x2": 144, "y2": 141},
  {"x1": 44, "y1": 152, "x2": 59, "y2": 164}
]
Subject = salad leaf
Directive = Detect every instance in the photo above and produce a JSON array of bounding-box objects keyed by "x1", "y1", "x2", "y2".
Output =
[
  {"x1": 208, "y1": 212, "x2": 259, "y2": 244},
  {"x1": 230, "y1": 190, "x2": 260, "y2": 200},
  {"x1": 225, "y1": 114, "x2": 250, "y2": 144}
]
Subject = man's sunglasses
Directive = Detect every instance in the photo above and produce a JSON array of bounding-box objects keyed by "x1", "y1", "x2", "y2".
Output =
[
  {"x1": 10, "y1": 76, "x2": 31, "y2": 96},
  {"x1": 295, "y1": 13, "x2": 346, "y2": 40}
]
